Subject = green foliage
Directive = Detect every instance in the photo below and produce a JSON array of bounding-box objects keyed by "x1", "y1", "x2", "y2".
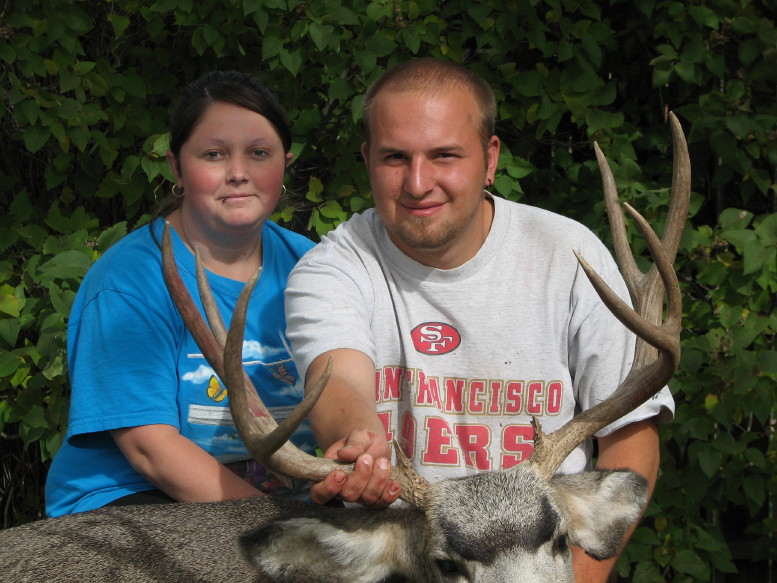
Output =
[{"x1": 1, "y1": 0, "x2": 775, "y2": 579}]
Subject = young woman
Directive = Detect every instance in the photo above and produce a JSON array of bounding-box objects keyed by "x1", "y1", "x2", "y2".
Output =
[{"x1": 45, "y1": 71, "x2": 315, "y2": 517}]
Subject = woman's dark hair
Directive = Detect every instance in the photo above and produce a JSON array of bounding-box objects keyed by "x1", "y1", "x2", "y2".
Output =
[
  {"x1": 152, "y1": 71, "x2": 291, "y2": 222},
  {"x1": 169, "y1": 70, "x2": 291, "y2": 160}
]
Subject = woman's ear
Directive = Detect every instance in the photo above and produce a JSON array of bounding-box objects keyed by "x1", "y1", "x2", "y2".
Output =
[
  {"x1": 285, "y1": 151, "x2": 294, "y2": 169},
  {"x1": 166, "y1": 151, "x2": 182, "y2": 183}
]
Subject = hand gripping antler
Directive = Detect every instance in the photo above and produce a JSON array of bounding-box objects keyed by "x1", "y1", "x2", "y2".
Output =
[
  {"x1": 161, "y1": 226, "x2": 431, "y2": 505},
  {"x1": 527, "y1": 112, "x2": 690, "y2": 480}
]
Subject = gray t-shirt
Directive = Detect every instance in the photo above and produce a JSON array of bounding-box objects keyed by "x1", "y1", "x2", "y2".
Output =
[{"x1": 286, "y1": 195, "x2": 674, "y2": 479}]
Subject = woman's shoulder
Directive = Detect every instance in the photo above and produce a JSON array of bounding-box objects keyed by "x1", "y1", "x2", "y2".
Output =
[
  {"x1": 263, "y1": 220, "x2": 315, "y2": 258},
  {"x1": 78, "y1": 221, "x2": 167, "y2": 298}
]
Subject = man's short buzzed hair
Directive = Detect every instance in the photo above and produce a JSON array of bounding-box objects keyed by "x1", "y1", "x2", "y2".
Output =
[{"x1": 362, "y1": 58, "x2": 497, "y2": 151}]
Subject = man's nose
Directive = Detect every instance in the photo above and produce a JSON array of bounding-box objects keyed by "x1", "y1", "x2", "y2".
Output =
[{"x1": 404, "y1": 157, "x2": 434, "y2": 196}]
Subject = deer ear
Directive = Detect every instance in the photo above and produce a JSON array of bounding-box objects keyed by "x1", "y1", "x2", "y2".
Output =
[
  {"x1": 238, "y1": 511, "x2": 413, "y2": 583},
  {"x1": 550, "y1": 470, "x2": 648, "y2": 560}
]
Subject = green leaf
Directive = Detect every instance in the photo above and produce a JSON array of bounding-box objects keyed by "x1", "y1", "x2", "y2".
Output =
[
  {"x1": 671, "y1": 549, "x2": 708, "y2": 576},
  {"x1": 38, "y1": 249, "x2": 93, "y2": 280},
  {"x1": 722, "y1": 228, "x2": 755, "y2": 251},
  {"x1": 696, "y1": 447, "x2": 722, "y2": 478},
  {"x1": 0, "y1": 349, "x2": 22, "y2": 377},
  {"x1": 0, "y1": 317, "x2": 22, "y2": 348},
  {"x1": 22, "y1": 404, "x2": 48, "y2": 429},
  {"x1": 108, "y1": 13, "x2": 130, "y2": 37},
  {"x1": 309, "y1": 22, "x2": 333, "y2": 51},
  {"x1": 758, "y1": 350, "x2": 777, "y2": 375},
  {"x1": 72, "y1": 61, "x2": 96, "y2": 75},
  {"x1": 0, "y1": 294, "x2": 21, "y2": 318},
  {"x1": 738, "y1": 38, "x2": 762, "y2": 67},
  {"x1": 319, "y1": 200, "x2": 345, "y2": 220},
  {"x1": 306, "y1": 177, "x2": 324, "y2": 203},
  {"x1": 719, "y1": 208, "x2": 753, "y2": 230},
  {"x1": 23, "y1": 125, "x2": 51, "y2": 153},
  {"x1": 97, "y1": 222, "x2": 128, "y2": 253},
  {"x1": 280, "y1": 49, "x2": 302, "y2": 76}
]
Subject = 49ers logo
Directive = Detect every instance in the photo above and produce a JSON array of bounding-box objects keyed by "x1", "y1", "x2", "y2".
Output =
[{"x1": 411, "y1": 322, "x2": 461, "y2": 355}]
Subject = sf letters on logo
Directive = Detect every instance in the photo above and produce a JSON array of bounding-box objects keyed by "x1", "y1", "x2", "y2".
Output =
[{"x1": 411, "y1": 322, "x2": 461, "y2": 355}]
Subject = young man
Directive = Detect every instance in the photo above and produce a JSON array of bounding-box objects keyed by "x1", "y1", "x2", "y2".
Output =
[{"x1": 285, "y1": 58, "x2": 673, "y2": 582}]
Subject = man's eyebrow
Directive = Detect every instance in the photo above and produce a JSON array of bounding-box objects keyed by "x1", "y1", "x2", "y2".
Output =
[
  {"x1": 430, "y1": 145, "x2": 465, "y2": 154},
  {"x1": 374, "y1": 144, "x2": 465, "y2": 155}
]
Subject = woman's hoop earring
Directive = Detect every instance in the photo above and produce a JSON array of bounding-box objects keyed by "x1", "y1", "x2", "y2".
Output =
[
  {"x1": 281, "y1": 185, "x2": 287, "y2": 197},
  {"x1": 171, "y1": 184, "x2": 184, "y2": 198}
]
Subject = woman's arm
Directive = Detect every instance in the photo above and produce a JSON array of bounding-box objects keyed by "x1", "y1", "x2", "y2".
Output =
[{"x1": 112, "y1": 424, "x2": 262, "y2": 502}]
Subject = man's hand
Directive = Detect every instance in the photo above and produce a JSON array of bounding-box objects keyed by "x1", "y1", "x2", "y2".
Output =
[{"x1": 310, "y1": 428, "x2": 401, "y2": 507}]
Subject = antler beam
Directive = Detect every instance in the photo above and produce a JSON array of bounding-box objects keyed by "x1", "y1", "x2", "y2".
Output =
[{"x1": 161, "y1": 225, "x2": 431, "y2": 505}]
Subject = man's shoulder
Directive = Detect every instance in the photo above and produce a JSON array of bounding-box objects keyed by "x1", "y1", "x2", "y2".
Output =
[
  {"x1": 298, "y1": 209, "x2": 380, "y2": 263},
  {"x1": 496, "y1": 197, "x2": 603, "y2": 247}
]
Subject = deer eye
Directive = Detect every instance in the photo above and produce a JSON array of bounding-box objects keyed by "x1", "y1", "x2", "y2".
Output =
[
  {"x1": 552, "y1": 533, "x2": 569, "y2": 556},
  {"x1": 435, "y1": 558, "x2": 461, "y2": 575}
]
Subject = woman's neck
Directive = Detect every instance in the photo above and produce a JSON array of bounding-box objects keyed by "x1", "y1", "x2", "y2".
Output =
[{"x1": 165, "y1": 209, "x2": 263, "y2": 283}]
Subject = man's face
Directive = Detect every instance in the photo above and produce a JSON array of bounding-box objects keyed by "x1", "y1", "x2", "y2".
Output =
[{"x1": 361, "y1": 87, "x2": 500, "y2": 269}]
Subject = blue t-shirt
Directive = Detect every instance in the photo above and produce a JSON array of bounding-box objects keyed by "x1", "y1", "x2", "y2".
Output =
[{"x1": 45, "y1": 218, "x2": 315, "y2": 517}]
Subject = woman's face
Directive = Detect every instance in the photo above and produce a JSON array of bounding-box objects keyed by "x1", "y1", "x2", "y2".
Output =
[{"x1": 168, "y1": 101, "x2": 291, "y2": 240}]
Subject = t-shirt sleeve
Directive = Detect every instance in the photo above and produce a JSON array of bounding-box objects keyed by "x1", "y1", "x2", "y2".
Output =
[
  {"x1": 284, "y1": 250, "x2": 377, "y2": 383},
  {"x1": 66, "y1": 288, "x2": 182, "y2": 437}
]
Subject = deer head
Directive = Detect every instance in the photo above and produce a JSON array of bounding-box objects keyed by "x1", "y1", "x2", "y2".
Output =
[{"x1": 161, "y1": 113, "x2": 690, "y2": 583}]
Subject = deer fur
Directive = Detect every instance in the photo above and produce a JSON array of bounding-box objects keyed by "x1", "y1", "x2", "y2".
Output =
[{"x1": 0, "y1": 464, "x2": 646, "y2": 583}]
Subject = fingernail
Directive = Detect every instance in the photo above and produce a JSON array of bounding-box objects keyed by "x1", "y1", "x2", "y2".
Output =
[
  {"x1": 334, "y1": 470, "x2": 346, "y2": 484},
  {"x1": 377, "y1": 458, "x2": 389, "y2": 471},
  {"x1": 361, "y1": 454, "x2": 373, "y2": 466}
]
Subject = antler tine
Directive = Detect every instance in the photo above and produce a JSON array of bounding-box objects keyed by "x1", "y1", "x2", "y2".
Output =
[
  {"x1": 162, "y1": 223, "x2": 432, "y2": 505},
  {"x1": 191, "y1": 245, "x2": 312, "y2": 450},
  {"x1": 527, "y1": 115, "x2": 690, "y2": 480},
  {"x1": 193, "y1": 248, "x2": 229, "y2": 346},
  {"x1": 598, "y1": 113, "x2": 690, "y2": 323}
]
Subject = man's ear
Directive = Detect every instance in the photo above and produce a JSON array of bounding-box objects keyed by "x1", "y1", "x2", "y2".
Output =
[
  {"x1": 485, "y1": 135, "x2": 500, "y2": 185},
  {"x1": 361, "y1": 141, "x2": 370, "y2": 170}
]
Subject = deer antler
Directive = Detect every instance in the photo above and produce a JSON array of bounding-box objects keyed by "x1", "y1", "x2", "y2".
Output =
[
  {"x1": 161, "y1": 225, "x2": 431, "y2": 506},
  {"x1": 527, "y1": 112, "x2": 690, "y2": 480}
]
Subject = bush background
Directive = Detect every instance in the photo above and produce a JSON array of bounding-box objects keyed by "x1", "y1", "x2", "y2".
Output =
[{"x1": 0, "y1": 1, "x2": 775, "y2": 581}]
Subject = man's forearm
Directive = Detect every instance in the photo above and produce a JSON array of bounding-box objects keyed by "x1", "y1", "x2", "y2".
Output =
[{"x1": 306, "y1": 349, "x2": 386, "y2": 451}]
